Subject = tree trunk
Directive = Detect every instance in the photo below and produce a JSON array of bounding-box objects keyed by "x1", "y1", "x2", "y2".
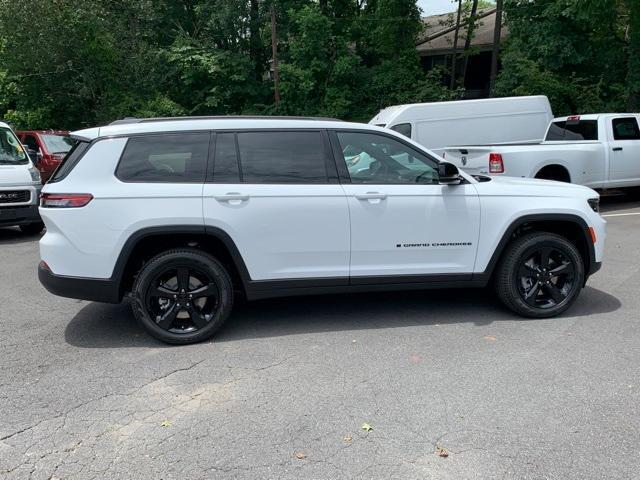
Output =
[
  {"x1": 489, "y1": 0, "x2": 503, "y2": 97},
  {"x1": 270, "y1": 4, "x2": 281, "y2": 106},
  {"x1": 450, "y1": 0, "x2": 463, "y2": 90},
  {"x1": 249, "y1": 0, "x2": 262, "y2": 81},
  {"x1": 461, "y1": 0, "x2": 479, "y2": 92},
  {"x1": 627, "y1": 0, "x2": 640, "y2": 111}
]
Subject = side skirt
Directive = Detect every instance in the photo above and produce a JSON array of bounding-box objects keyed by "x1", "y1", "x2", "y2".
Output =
[{"x1": 245, "y1": 274, "x2": 487, "y2": 301}]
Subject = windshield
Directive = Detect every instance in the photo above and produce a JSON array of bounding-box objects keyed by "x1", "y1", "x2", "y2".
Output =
[
  {"x1": 41, "y1": 134, "x2": 74, "y2": 154},
  {"x1": 0, "y1": 127, "x2": 28, "y2": 165}
]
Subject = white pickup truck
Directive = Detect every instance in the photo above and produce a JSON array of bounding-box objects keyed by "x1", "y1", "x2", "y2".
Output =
[{"x1": 443, "y1": 114, "x2": 640, "y2": 192}]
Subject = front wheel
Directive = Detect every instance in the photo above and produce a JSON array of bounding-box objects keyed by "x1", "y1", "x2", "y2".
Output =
[
  {"x1": 494, "y1": 232, "x2": 585, "y2": 318},
  {"x1": 132, "y1": 248, "x2": 234, "y2": 345}
]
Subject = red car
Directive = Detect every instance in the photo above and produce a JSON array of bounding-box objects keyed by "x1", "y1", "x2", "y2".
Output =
[{"x1": 17, "y1": 130, "x2": 74, "y2": 183}]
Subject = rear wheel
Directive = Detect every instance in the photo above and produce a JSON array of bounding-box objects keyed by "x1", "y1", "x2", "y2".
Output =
[
  {"x1": 494, "y1": 232, "x2": 584, "y2": 318},
  {"x1": 20, "y1": 222, "x2": 45, "y2": 235},
  {"x1": 132, "y1": 248, "x2": 234, "y2": 344}
]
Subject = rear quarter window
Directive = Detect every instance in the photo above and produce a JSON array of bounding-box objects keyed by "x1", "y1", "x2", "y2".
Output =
[
  {"x1": 545, "y1": 120, "x2": 598, "y2": 141},
  {"x1": 49, "y1": 141, "x2": 88, "y2": 182},
  {"x1": 116, "y1": 133, "x2": 209, "y2": 183}
]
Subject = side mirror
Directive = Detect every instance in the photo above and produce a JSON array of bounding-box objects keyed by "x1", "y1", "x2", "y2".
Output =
[{"x1": 438, "y1": 162, "x2": 462, "y2": 185}]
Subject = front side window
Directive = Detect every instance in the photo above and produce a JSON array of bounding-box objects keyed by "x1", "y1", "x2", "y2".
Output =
[
  {"x1": 612, "y1": 117, "x2": 640, "y2": 140},
  {"x1": 116, "y1": 133, "x2": 209, "y2": 183},
  {"x1": 336, "y1": 131, "x2": 439, "y2": 184},
  {"x1": 236, "y1": 131, "x2": 328, "y2": 184},
  {"x1": 0, "y1": 127, "x2": 28, "y2": 165}
]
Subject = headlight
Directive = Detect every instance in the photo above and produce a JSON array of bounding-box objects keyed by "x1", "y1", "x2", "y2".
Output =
[
  {"x1": 29, "y1": 166, "x2": 41, "y2": 183},
  {"x1": 587, "y1": 198, "x2": 599, "y2": 213}
]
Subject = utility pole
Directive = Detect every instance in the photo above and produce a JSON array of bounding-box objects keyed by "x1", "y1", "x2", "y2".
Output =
[
  {"x1": 270, "y1": 4, "x2": 281, "y2": 106},
  {"x1": 450, "y1": 0, "x2": 463, "y2": 90},
  {"x1": 489, "y1": 0, "x2": 504, "y2": 97}
]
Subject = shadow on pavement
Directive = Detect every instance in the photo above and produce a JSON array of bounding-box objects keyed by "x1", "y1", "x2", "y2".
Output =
[
  {"x1": 65, "y1": 286, "x2": 621, "y2": 348},
  {"x1": 0, "y1": 226, "x2": 42, "y2": 245},
  {"x1": 599, "y1": 191, "x2": 640, "y2": 213}
]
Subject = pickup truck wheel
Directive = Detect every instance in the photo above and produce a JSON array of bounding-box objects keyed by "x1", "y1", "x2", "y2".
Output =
[
  {"x1": 494, "y1": 232, "x2": 584, "y2": 318},
  {"x1": 132, "y1": 248, "x2": 234, "y2": 345}
]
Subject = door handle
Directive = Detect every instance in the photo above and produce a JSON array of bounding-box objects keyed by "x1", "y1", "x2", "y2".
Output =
[
  {"x1": 355, "y1": 192, "x2": 387, "y2": 200},
  {"x1": 214, "y1": 193, "x2": 249, "y2": 202},
  {"x1": 613, "y1": 147, "x2": 623, "y2": 151}
]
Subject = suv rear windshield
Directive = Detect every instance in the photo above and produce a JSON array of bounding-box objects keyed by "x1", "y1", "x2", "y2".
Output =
[
  {"x1": 545, "y1": 120, "x2": 598, "y2": 141},
  {"x1": 42, "y1": 134, "x2": 74, "y2": 154},
  {"x1": 0, "y1": 127, "x2": 28, "y2": 165}
]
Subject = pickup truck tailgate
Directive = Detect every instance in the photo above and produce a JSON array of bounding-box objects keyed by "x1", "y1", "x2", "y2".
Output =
[{"x1": 444, "y1": 147, "x2": 492, "y2": 175}]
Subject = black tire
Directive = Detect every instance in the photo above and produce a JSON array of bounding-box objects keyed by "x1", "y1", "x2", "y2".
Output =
[
  {"x1": 19, "y1": 222, "x2": 45, "y2": 235},
  {"x1": 494, "y1": 232, "x2": 584, "y2": 318},
  {"x1": 132, "y1": 248, "x2": 234, "y2": 345}
]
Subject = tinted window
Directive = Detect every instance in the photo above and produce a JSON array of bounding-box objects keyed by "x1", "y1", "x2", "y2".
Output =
[
  {"x1": 545, "y1": 120, "x2": 598, "y2": 141},
  {"x1": 212, "y1": 133, "x2": 240, "y2": 183},
  {"x1": 390, "y1": 123, "x2": 412, "y2": 138},
  {"x1": 336, "y1": 131, "x2": 439, "y2": 184},
  {"x1": 236, "y1": 131, "x2": 328, "y2": 184},
  {"x1": 49, "y1": 141, "x2": 90, "y2": 182},
  {"x1": 22, "y1": 135, "x2": 39, "y2": 151},
  {"x1": 612, "y1": 117, "x2": 640, "y2": 140},
  {"x1": 117, "y1": 133, "x2": 209, "y2": 183}
]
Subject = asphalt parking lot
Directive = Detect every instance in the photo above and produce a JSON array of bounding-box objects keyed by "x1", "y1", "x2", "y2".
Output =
[{"x1": 1, "y1": 195, "x2": 639, "y2": 480}]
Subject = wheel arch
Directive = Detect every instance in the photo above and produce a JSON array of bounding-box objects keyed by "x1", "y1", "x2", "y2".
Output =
[
  {"x1": 112, "y1": 225, "x2": 252, "y2": 300},
  {"x1": 534, "y1": 164, "x2": 572, "y2": 183},
  {"x1": 480, "y1": 214, "x2": 595, "y2": 284}
]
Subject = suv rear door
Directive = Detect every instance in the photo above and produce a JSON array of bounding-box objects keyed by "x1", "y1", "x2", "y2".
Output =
[
  {"x1": 331, "y1": 130, "x2": 480, "y2": 281},
  {"x1": 202, "y1": 130, "x2": 350, "y2": 284}
]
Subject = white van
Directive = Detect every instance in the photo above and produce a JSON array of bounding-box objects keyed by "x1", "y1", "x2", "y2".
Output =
[
  {"x1": 0, "y1": 120, "x2": 44, "y2": 234},
  {"x1": 369, "y1": 96, "x2": 553, "y2": 156}
]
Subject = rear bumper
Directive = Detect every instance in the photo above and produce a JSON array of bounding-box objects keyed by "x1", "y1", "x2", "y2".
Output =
[
  {"x1": 38, "y1": 263, "x2": 121, "y2": 303},
  {"x1": 0, "y1": 204, "x2": 41, "y2": 226}
]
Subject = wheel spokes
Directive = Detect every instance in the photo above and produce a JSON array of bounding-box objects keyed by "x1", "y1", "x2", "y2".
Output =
[
  {"x1": 539, "y1": 247, "x2": 552, "y2": 268},
  {"x1": 523, "y1": 280, "x2": 541, "y2": 304},
  {"x1": 190, "y1": 283, "x2": 217, "y2": 299},
  {"x1": 544, "y1": 283, "x2": 566, "y2": 304},
  {"x1": 157, "y1": 303, "x2": 179, "y2": 329},
  {"x1": 549, "y1": 261, "x2": 573, "y2": 277},
  {"x1": 177, "y1": 267, "x2": 190, "y2": 291},
  {"x1": 187, "y1": 305, "x2": 208, "y2": 328},
  {"x1": 151, "y1": 285, "x2": 175, "y2": 298}
]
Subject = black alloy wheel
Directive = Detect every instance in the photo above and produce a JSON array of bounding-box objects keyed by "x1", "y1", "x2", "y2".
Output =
[
  {"x1": 516, "y1": 246, "x2": 576, "y2": 309},
  {"x1": 494, "y1": 232, "x2": 585, "y2": 318},
  {"x1": 147, "y1": 266, "x2": 220, "y2": 334},
  {"x1": 132, "y1": 249, "x2": 234, "y2": 344}
]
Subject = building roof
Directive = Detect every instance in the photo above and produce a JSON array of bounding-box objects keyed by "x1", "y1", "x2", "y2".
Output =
[{"x1": 417, "y1": 8, "x2": 508, "y2": 56}]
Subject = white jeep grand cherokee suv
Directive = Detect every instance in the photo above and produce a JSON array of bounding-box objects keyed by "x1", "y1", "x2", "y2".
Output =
[{"x1": 38, "y1": 117, "x2": 605, "y2": 344}]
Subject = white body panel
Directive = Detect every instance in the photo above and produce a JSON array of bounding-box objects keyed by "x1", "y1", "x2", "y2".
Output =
[
  {"x1": 369, "y1": 96, "x2": 553, "y2": 155},
  {"x1": 202, "y1": 184, "x2": 350, "y2": 280},
  {"x1": 444, "y1": 114, "x2": 640, "y2": 189},
  {"x1": 342, "y1": 183, "x2": 480, "y2": 276}
]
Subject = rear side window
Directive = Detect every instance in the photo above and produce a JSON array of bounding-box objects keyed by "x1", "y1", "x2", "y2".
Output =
[
  {"x1": 389, "y1": 123, "x2": 412, "y2": 138},
  {"x1": 49, "y1": 141, "x2": 88, "y2": 182},
  {"x1": 612, "y1": 117, "x2": 640, "y2": 140},
  {"x1": 545, "y1": 120, "x2": 598, "y2": 141},
  {"x1": 236, "y1": 131, "x2": 329, "y2": 184},
  {"x1": 116, "y1": 133, "x2": 209, "y2": 183}
]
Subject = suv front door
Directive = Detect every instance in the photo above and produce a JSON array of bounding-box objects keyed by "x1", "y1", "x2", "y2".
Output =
[
  {"x1": 332, "y1": 130, "x2": 480, "y2": 282},
  {"x1": 202, "y1": 130, "x2": 350, "y2": 284}
]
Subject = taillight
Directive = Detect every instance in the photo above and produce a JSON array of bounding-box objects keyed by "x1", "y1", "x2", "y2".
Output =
[
  {"x1": 40, "y1": 193, "x2": 93, "y2": 208},
  {"x1": 489, "y1": 153, "x2": 504, "y2": 173}
]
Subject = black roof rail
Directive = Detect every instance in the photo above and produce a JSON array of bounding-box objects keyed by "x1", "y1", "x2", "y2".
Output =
[{"x1": 109, "y1": 115, "x2": 343, "y2": 126}]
